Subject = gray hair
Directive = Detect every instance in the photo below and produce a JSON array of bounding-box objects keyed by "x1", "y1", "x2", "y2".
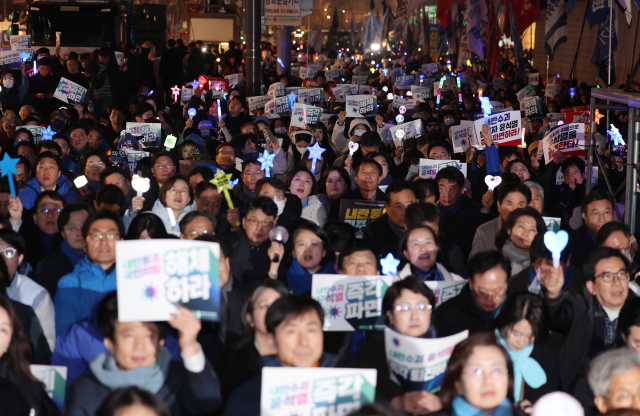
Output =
[
  {"x1": 19, "y1": 105, "x2": 35, "y2": 115},
  {"x1": 2, "y1": 114, "x2": 20, "y2": 128},
  {"x1": 523, "y1": 180, "x2": 544, "y2": 200},
  {"x1": 588, "y1": 348, "x2": 640, "y2": 397}
]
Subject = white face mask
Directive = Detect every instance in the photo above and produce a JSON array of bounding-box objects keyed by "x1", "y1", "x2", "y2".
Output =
[
  {"x1": 353, "y1": 129, "x2": 366, "y2": 137},
  {"x1": 3, "y1": 79, "x2": 14, "y2": 89},
  {"x1": 444, "y1": 118, "x2": 455, "y2": 126},
  {"x1": 275, "y1": 127, "x2": 287, "y2": 134},
  {"x1": 296, "y1": 145, "x2": 309, "y2": 154},
  {"x1": 273, "y1": 196, "x2": 285, "y2": 216}
]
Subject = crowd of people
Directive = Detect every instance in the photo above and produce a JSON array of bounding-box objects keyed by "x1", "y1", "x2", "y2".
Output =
[{"x1": 0, "y1": 35, "x2": 637, "y2": 416}]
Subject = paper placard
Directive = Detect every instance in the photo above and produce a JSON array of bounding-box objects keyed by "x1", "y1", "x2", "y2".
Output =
[
  {"x1": 395, "y1": 74, "x2": 417, "y2": 90},
  {"x1": 422, "y1": 63, "x2": 440, "y2": 75},
  {"x1": 325, "y1": 69, "x2": 340, "y2": 81},
  {"x1": 545, "y1": 84, "x2": 562, "y2": 98},
  {"x1": 331, "y1": 85, "x2": 351, "y2": 103},
  {"x1": 528, "y1": 73, "x2": 540, "y2": 86},
  {"x1": 123, "y1": 149, "x2": 150, "y2": 172},
  {"x1": 411, "y1": 85, "x2": 433, "y2": 102},
  {"x1": 451, "y1": 123, "x2": 475, "y2": 153},
  {"x1": 311, "y1": 274, "x2": 393, "y2": 331},
  {"x1": 473, "y1": 110, "x2": 522, "y2": 147},
  {"x1": 53, "y1": 77, "x2": 87, "y2": 106},
  {"x1": 352, "y1": 75, "x2": 368, "y2": 85},
  {"x1": 264, "y1": 96, "x2": 291, "y2": 119},
  {"x1": 339, "y1": 199, "x2": 385, "y2": 239},
  {"x1": 291, "y1": 103, "x2": 323, "y2": 128},
  {"x1": 55, "y1": 32, "x2": 61, "y2": 48},
  {"x1": 389, "y1": 120, "x2": 424, "y2": 143},
  {"x1": 9, "y1": 35, "x2": 30, "y2": 49},
  {"x1": 337, "y1": 83, "x2": 359, "y2": 95},
  {"x1": 180, "y1": 87, "x2": 194, "y2": 105},
  {"x1": 516, "y1": 84, "x2": 537, "y2": 107},
  {"x1": 425, "y1": 280, "x2": 467, "y2": 306},
  {"x1": 489, "y1": 101, "x2": 505, "y2": 109},
  {"x1": 224, "y1": 73, "x2": 244, "y2": 88},
  {"x1": 114, "y1": 51, "x2": 125, "y2": 67},
  {"x1": 125, "y1": 122, "x2": 162, "y2": 148},
  {"x1": 23, "y1": 125, "x2": 44, "y2": 144},
  {"x1": 385, "y1": 328, "x2": 468, "y2": 392},
  {"x1": 267, "y1": 82, "x2": 286, "y2": 97},
  {"x1": 359, "y1": 85, "x2": 374, "y2": 94},
  {"x1": 286, "y1": 87, "x2": 304, "y2": 96},
  {"x1": 547, "y1": 112, "x2": 564, "y2": 122},
  {"x1": 116, "y1": 239, "x2": 221, "y2": 322},
  {"x1": 320, "y1": 113, "x2": 333, "y2": 126},
  {"x1": 300, "y1": 66, "x2": 317, "y2": 80},
  {"x1": 248, "y1": 95, "x2": 274, "y2": 114},
  {"x1": 31, "y1": 365, "x2": 67, "y2": 411},
  {"x1": 419, "y1": 159, "x2": 467, "y2": 179},
  {"x1": 543, "y1": 216, "x2": 562, "y2": 232},
  {"x1": 260, "y1": 367, "x2": 377, "y2": 416},
  {"x1": 523, "y1": 96, "x2": 543, "y2": 120},
  {"x1": 345, "y1": 95, "x2": 377, "y2": 118},
  {"x1": 297, "y1": 88, "x2": 324, "y2": 104},
  {"x1": 493, "y1": 76, "x2": 506, "y2": 90},
  {"x1": 0, "y1": 51, "x2": 22, "y2": 67},
  {"x1": 541, "y1": 123, "x2": 585, "y2": 164}
]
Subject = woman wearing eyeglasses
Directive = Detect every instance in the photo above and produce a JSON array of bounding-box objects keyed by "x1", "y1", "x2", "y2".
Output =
[
  {"x1": 151, "y1": 176, "x2": 197, "y2": 236},
  {"x1": 494, "y1": 292, "x2": 560, "y2": 410},
  {"x1": 350, "y1": 276, "x2": 443, "y2": 415},
  {"x1": 79, "y1": 149, "x2": 110, "y2": 192}
]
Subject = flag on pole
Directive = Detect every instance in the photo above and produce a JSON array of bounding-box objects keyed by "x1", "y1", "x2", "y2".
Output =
[
  {"x1": 436, "y1": 0, "x2": 460, "y2": 28},
  {"x1": 545, "y1": 0, "x2": 568, "y2": 61},
  {"x1": 591, "y1": 5, "x2": 618, "y2": 86},
  {"x1": 588, "y1": 0, "x2": 611, "y2": 27},
  {"x1": 465, "y1": 0, "x2": 487, "y2": 59},
  {"x1": 616, "y1": 0, "x2": 632, "y2": 27},
  {"x1": 509, "y1": 0, "x2": 527, "y2": 77},
  {"x1": 568, "y1": 0, "x2": 578, "y2": 13}
]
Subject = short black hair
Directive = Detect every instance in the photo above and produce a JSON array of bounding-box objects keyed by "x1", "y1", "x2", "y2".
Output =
[
  {"x1": 619, "y1": 298, "x2": 640, "y2": 339},
  {"x1": 241, "y1": 157, "x2": 261, "y2": 172},
  {"x1": 97, "y1": 291, "x2": 165, "y2": 342},
  {"x1": 96, "y1": 387, "x2": 171, "y2": 416},
  {"x1": 494, "y1": 292, "x2": 548, "y2": 342},
  {"x1": 581, "y1": 186, "x2": 614, "y2": 214},
  {"x1": 152, "y1": 150, "x2": 177, "y2": 167},
  {"x1": 179, "y1": 211, "x2": 217, "y2": 235},
  {"x1": 583, "y1": 247, "x2": 630, "y2": 283},
  {"x1": 82, "y1": 209, "x2": 125, "y2": 240},
  {"x1": 96, "y1": 185, "x2": 125, "y2": 207},
  {"x1": 356, "y1": 159, "x2": 382, "y2": 176},
  {"x1": 405, "y1": 202, "x2": 440, "y2": 229},
  {"x1": 383, "y1": 275, "x2": 435, "y2": 323},
  {"x1": 33, "y1": 190, "x2": 67, "y2": 212},
  {"x1": 0, "y1": 229, "x2": 26, "y2": 255},
  {"x1": 37, "y1": 140, "x2": 62, "y2": 155},
  {"x1": 496, "y1": 182, "x2": 531, "y2": 204},
  {"x1": 241, "y1": 279, "x2": 290, "y2": 334},
  {"x1": 133, "y1": 102, "x2": 155, "y2": 119},
  {"x1": 435, "y1": 166, "x2": 464, "y2": 188},
  {"x1": 467, "y1": 250, "x2": 511, "y2": 282},
  {"x1": 245, "y1": 196, "x2": 278, "y2": 218},
  {"x1": 499, "y1": 149, "x2": 522, "y2": 165},
  {"x1": 69, "y1": 124, "x2": 88, "y2": 135},
  {"x1": 385, "y1": 179, "x2": 414, "y2": 203},
  {"x1": 597, "y1": 221, "x2": 632, "y2": 246},
  {"x1": 412, "y1": 178, "x2": 438, "y2": 202},
  {"x1": 338, "y1": 242, "x2": 379, "y2": 272},
  {"x1": 360, "y1": 131, "x2": 382, "y2": 148},
  {"x1": 194, "y1": 234, "x2": 229, "y2": 259},
  {"x1": 255, "y1": 177, "x2": 287, "y2": 196},
  {"x1": 15, "y1": 155, "x2": 31, "y2": 172},
  {"x1": 561, "y1": 155, "x2": 585, "y2": 174},
  {"x1": 265, "y1": 294, "x2": 325, "y2": 334},
  {"x1": 194, "y1": 181, "x2": 217, "y2": 199},
  {"x1": 323, "y1": 221, "x2": 356, "y2": 254},
  {"x1": 58, "y1": 203, "x2": 92, "y2": 231},
  {"x1": 100, "y1": 166, "x2": 131, "y2": 185},
  {"x1": 427, "y1": 140, "x2": 452, "y2": 157},
  {"x1": 529, "y1": 233, "x2": 571, "y2": 265},
  {"x1": 187, "y1": 166, "x2": 214, "y2": 183},
  {"x1": 35, "y1": 151, "x2": 62, "y2": 171},
  {"x1": 125, "y1": 213, "x2": 168, "y2": 240}
]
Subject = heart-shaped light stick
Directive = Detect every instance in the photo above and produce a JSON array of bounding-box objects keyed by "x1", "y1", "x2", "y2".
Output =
[
  {"x1": 543, "y1": 230, "x2": 569, "y2": 269},
  {"x1": 484, "y1": 175, "x2": 502, "y2": 192},
  {"x1": 131, "y1": 174, "x2": 151, "y2": 198},
  {"x1": 348, "y1": 142, "x2": 359, "y2": 156}
]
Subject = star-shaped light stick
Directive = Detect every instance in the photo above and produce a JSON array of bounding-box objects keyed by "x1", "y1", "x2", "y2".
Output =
[
  {"x1": 608, "y1": 124, "x2": 625, "y2": 146},
  {"x1": 41, "y1": 125, "x2": 54, "y2": 141},
  {"x1": 189, "y1": 79, "x2": 199, "y2": 90},
  {"x1": 479, "y1": 96, "x2": 493, "y2": 124},
  {"x1": 382, "y1": 68, "x2": 389, "y2": 77},
  {"x1": 380, "y1": 253, "x2": 401, "y2": 276},
  {"x1": 257, "y1": 149, "x2": 276, "y2": 177},
  {"x1": 210, "y1": 170, "x2": 239, "y2": 227},
  {"x1": 287, "y1": 91, "x2": 297, "y2": 112},
  {"x1": 306, "y1": 142, "x2": 326, "y2": 174},
  {"x1": 0, "y1": 153, "x2": 19, "y2": 197},
  {"x1": 171, "y1": 85, "x2": 180, "y2": 103},
  {"x1": 595, "y1": 109, "x2": 605, "y2": 125}
]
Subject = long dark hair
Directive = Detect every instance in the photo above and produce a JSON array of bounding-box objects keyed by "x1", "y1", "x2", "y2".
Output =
[
  {"x1": 125, "y1": 213, "x2": 169, "y2": 240},
  {"x1": 495, "y1": 207, "x2": 546, "y2": 250},
  {"x1": 494, "y1": 291, "x2": 548, "y2": 343},
  {"x1": 283, "y1": 221, "x2": 335, "y2": 271},
  {"x1": 96, "y1": 386, "x2": 171, "y2": 416},
  {"x1": 0, "y1": 294, "x2": 37, "y2": 382},
  {"x1": 318, "y1": 166, "x2": 351, "y2": 196}
]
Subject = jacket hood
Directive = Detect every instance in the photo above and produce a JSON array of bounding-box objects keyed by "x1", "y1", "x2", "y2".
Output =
[{"x1": 151, "y1": 198, "x2": 198, "y2": 234}]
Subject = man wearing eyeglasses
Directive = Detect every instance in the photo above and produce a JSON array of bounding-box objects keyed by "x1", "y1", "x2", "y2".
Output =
[
  {"x1": 541, "y1": 247, "x2": 636, "y2": 403},
  {"x1": 215, "y1": 143, "x2": 241, "y2": 181},
  {"x1": 18, "y1": 152, "x2": 80, "y2": 211},
  {"x1": 18, "y1": 191, "x2": 66, "y2": 269},
  {"x1": 54, "y1": 210, "x2": 124, "y2": 335},
  {"x1": 235, "y1": 158, "x2": 265, "y2": 205}
]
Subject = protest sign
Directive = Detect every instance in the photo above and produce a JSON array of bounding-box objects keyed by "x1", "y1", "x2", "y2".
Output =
[
  {"x1": 53, "y1": 77, "x2": 87, "y2": 105},
  {"x1": 547, "y1": 112, "x2": 564, "y2": 122},
  {"x1": 493, "y1": 76, "x2": 506, "y2": 90},
  {"x1": 339, "y1": 200, "x2": 385, "y2": 239},
  {"x1": 543, "y1": 217, "x2": 562, "y2": 232},
  {"x1": 260, "y1": 367, "x2": 377, "y2": 416},
  {"x1": 180, "y1": 87, "x2": 194, "y2": 105},
  {"x1": 563, "y1": 111, "x2": 590, "y2": 124},
  {"x1": 303, "y1": 79, "x2": 320, "y2": 88},
  {"x1": 451, "y1": 122, "x2": 479, "y2": 153},
  {"x1": 248, "y1": 95, "x2": 273, "y2": 114},
  {"x1": 31, "y1": 365, "x2": 67, "y2": 411},
  {"x1": 23, "y1": 125, "x2": 44, "y2": 144},
  {"x1": 422, "y1": 63, "x2": 439, "y2": 75},
  {"x1": 224, "y1": 73, "x2": 244, "y2": 88},
  {"x1": 331, "y1": 85, "x2": 352, "y2": 103},
  {"x1": 425, "y1": 280, "x2": 467, "y2": 306},
  {"x1": 207, "y1": 77, "x2": 229, "y2": 92},
  {"x1": 516, "y1": 84, "x2": 537, "y2": 107},
  {"x1": 352, "y1": 75, "x2": 368, "y2": 85},
  {"x1": 325, "y1": 69, "x2": 340, "y2": 81},
  {"x1": 345, "y1": 95, "x2": 378, "y2": 118},
  {"x1": 410, "y1": 85, "x2": 433, "y2": 102},
  {"x1": 116, "y1": 239, "x2": 221, "y2": 322},
  {"x1": 125, "y1": 122, "x2": 162, "y2": 148},
  {"x1": 359, "y1": 85, "x2": 375, "y2": 94},
  {"x1": 300, "y1": 66, "x2": 318, "y2": 80},
  {"x1": 265, "y1": 96, "x2": 291, "y2": 119},
  {"x1": 337, "y1": 84, "x2": 359, "y2": 95},
  {"x1": 9, "y1": 35, "x2": 30, "y2": 49},
  {"x1": 473, "y1": 111, "x2": 522, "y2": 146},
  {"x1": 385, "y1": 328, "x2": 468, "y2": 392},
  {"x1": 267, "y1": 82, "x2": 286, "y2": 97},
  {"x1": 490, "y1": 101, "x2": 505, "y2": 109},
  {"x1": 528, "y1": 73, "x2": 540, "y2": 86},
  {"x1": 0, "y1": 51, "x2": 22, "y2": 67},
  {"x1": 395, "y1": 74, "x2": 417, "y2": 90},
  {"x1": 320, "y1": 113, "x2": 332, "y2": 127},
  {"x1": 297, "y1": 88, "x2": 323, "y2": 104},
  {"x1": 419, "y1": 159, "x2": 468, "y2": 179},
  {"x1": 286, "y1": 87, "x2": 304, "y2": 96},
  {"x1": 389, "y1": 120, "x2": 424, "y2": 144},
  {"x1": 291, "y1": 103, "x2": 323, "y2": 128},
  {"x1": 123, "y1": 149, "x2": 150, "y2": 172},
  {"x1": 541, "y1": 123, "x2": 585, "y2": 164},
  {"x1": 545, "y1": 84, "x2": 562, "y2": 98},
  {"x1": 523, "y1": 97, "x2": 543, "y2": 120},
  {"x1": 312, "y1": 274, "x2": 393, "y2": 331}
]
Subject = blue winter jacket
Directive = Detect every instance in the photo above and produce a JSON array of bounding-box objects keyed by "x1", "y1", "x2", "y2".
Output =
[
  {"x1": 54, "y1": 256, "x2": 117, "y2": 336},
  {"x1": 19, "y1": 175, "x2": 80, "y2": 210}
]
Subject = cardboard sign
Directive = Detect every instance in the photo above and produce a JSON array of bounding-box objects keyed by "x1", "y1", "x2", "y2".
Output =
[
  {"x1": 114, "y1": 51, "x2": 125, "y2": 67},
  {"x1": 180, "y1": 87, "x2": 194, "y2": 105},
  {"x1": 53, "y1": 77, "x2": 87, "y2": 105},
  {"x1": 352, "y1": 75, "x2": 368, "y2": 85},
  {"x1": 291, "y1": 103, "x2": 323, "y2": 128},
  {"x1": 339, "y1": 199, "x2": 385, "y2": 239},
  {"x1": 260, "y1": 367, "x2": 377, "y2": 416},
  {"x1": 9, "y1": 35, "x2": 30, "y2": 49},
  {"x1": 224, "y1": 73, "x2": 244, "y2": 88},
  {"x1": 516, "y1": 84, "x2": 537, "y2": 108},
  {"x1": 425, "y1": 280, "x2": 467, "y2": 306},
  {"x1": 264, "y1": 96, "x2": 291, "y2": 119},
  {"x1": 267, "y1": 82, "x2": 286, "y2": 97},
  {"x1": 208, "y1": 77, "x2": 229, "y2": 92},
  {"x1": 390, "y1": 120, "x2": 424, "y2": 144},
  {"x1": 116, "y1": 239, "x2": 221, "y2": 322},
  {"x1": 473, "y1": 110, "x2": 522, "y2": 147},
  {"x1": 22, "y1": 125, "x2": 44, "y2": 144},
  {"x1": 312, "y1": 274, "x2": 393, "y2": 331},
  {"x1": 545, "y1": 84, "x2": 562, "y2": 98},
  {"x1": 411, "y1": 85, "x2": 433, "y2": 102},
  {"x1": 547, "y1": 112, "x2": 564, "y2": 122},
  {"x1": 331, "y1": 85, "x2": 351, "y2": 103},
  {"x1": 385, "y1": 328, "x2": 468, "y2": 392},
  {"x1": 123, "y1": 149, "x2": 150, "y2": 172},
  {"x1": 325, "y1": 69, "x2": 340, "y2": 82},
  {"x1": 345, "y1": 95, "x2": 377, "y2": 118},
  {"x1": 419, "y1": 159, "x2": 468, "y2": 179},
  {"x1": 541, "y1": 123, "x2": 585, "y2": 164},
  {"x1": 523, "y1": 96, "x2": 543, "y2": 120},
  {"x1": 543, "y1": 216, "x2": 562, "y2": 232},
  {"x1": 31, "y1": 365, "x2": 67, "y2": 411},
  {"x1": 125, "y1": 122, "x2": 162, "y2": 148},
  {"x1": 248, "y1": 95, "x2": 274, "y2": 114},
  {"x1": 359, "y1": 85, "x2": 375, "y2": 94},
  {"x1": 298, "y1": 88, "x2": 324, "y2": 104}
]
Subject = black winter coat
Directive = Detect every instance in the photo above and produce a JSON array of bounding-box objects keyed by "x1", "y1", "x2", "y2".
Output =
[
  {"x1": 438, "y1": 197, "x2": 492, "y2": 261},
  {"x1": 33, "y1": 249, "x2": 74, "y2": 298},
  {"x1": 0, "y1": 365, "x2": 60, "y2": 416},
  {"x1": 433, "y1": 284, "x2": 494, "y2": 337}
]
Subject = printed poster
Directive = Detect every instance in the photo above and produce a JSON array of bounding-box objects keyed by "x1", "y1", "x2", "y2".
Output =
[
  {"x1": 451, "y1": 122, "x2": 479, "y2": 153},
  {"x1": 264, "y1": 96, "x2": 291, "y2": 119},
  {"x1": 422, "y1": 63, "x2": 439, "y2": 75},
  {"x1": 264, "y1": 0, "x2": 301, "y2": 26},
  {"x1": 338, "y1": 199, "x2": 386, "y2": 239},
  {"x1": 473, "y1": 110, "x2": 522, "y2": 147},
  {"x1": 425, "y1": 280, "x2": 467, "y2": 306},
  {"x1": 31, "y1": 365, "x2": 67, "y2": 411},
  {"x1": 528, "y1": 73, "x2": 540, "y2": 86},
  {"x1": 180, "y1": 87, "x2": 194, "y2": 105},
  {"x1": 9, "y1": 35, "x2": 30, "y2": 49},
  {"x1": 248, "y1": 95, "x2": 273, "y2": 114},
  {"x1": 541, "y1": 123, "x2": 585, "y2": 164},
  {"x1": 337, "y1": 84, "x2": 359, "y2": 95},
  {"x1": 116, "y1": 239, "x2": 221, "y2": 322},
  {"x1": 23, "y1": 125, "x2": 44, "y2": 144},
  {"x1": 260, "y1": 367, "x2": 377, "y2": 416},
  {"x1": 298, "y1": 88, "x2": 324, "y2": 105},
  {"x1": 385, "y1": 328, "x2": 468, "y2": 392},
  {"x1": 325, "y1": 69, "x2": 340, "y2": 82},
  {"x1": 300, "y1": 66, "x2": 318, "y2": 80},
  {"x1": 411, "y1": 85, "x2": 433, "y2": 102},
  {"x1": 320, "y1": 113, "x2": 332, "y2": 127},
  {"x1": 523, "y1": 96, "x2": 543, "y2": 120},
  {"x1": 389, "y1": 120, "x2": 424, "y2": 143},
  {"x1": 224, "y1": 73, "x2": 244, "y2": 88},
  {"x1": 53, "y1": 77, "x2": 87, "y2": 105},
  {"x1": 291, "y1": 103, "x2": 322, "y2": 128},
  {"x1": 267, "y1": 82, "x2": 286, "y2": 97},
  {"x1": 126, "y1": 122, "x2": 162, "y2": 148},
  {"x1": 516, "y1": 84, "x2": 537, "y2": 108},
  {"x1": 311, "y1": 274, "x2": 393, "y2": 331},
  {"x1": 395, "y1": 74, "x2": 417, "y2": 90},
  {"x1": 331, "y1": 85, "x2": 351, "y2": 103},
  {"x1": 352, "y1": 75, "x2": 368, "y2": 85},
  {"x1": 543, "y1": 216, "x2": 562, "y2": 232},
  {"x1": 345, "y1": 95, "x2": 377, "y2": 118},
  {"x1": 0, "y1": 51, "x2": 22, "y2": 67},
  {"x1": 419, "y1": 159, "x2": 468, "y2": 179}
]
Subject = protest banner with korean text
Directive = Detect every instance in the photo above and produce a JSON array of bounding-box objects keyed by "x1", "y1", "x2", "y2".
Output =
[
  {"x1": 345, "y1": 95, "x2": 378, "y2": 118},
  {"x1": 248, "y1": 96, "x2": 274, "y2": 114},
  {"x1": 419, "y1": 159, "x2": 468, "y2": 179},
  {"x1": 297, "y1": 88, "x2": 323, "y2": 104},
  {"x1": 264, "y1": 96, "x2": 292, "y2": 119},
  {"x1": 267, "y1": 82, "x2": 286, "y2": 97},
  {"x1": 523, "y1": 96, "x2": 543, "y2": 120},
  {"x1": 338, "y1": 200, "x2": 386, "y2": 239},
  {"x1": 291, "y1": 103, "x2": 323, "y2": 128},
  {"x1": 389, "y1": 120, "x2": 424, "y2": 144},
  {"x1": 125, "y1": 122, "x2": 162, "y2": 148},
  {"x1": 331, "y1": 85, "x2": 352, "y2": 103},
  {"x1": 451, "y1": 122, "x2": 480, "y2": 153},
  {"x1": 543, "y1": 217, "x2": 562, "y2": 232},
  {"x1": 23, "y1": 125, "x2": 44, "y2": 144},
  {"x1": 53, "y1": 77, "x2": 87, "y2": 105},
  {"x1": 411, "y1": 85, "x2": 433, "y2": 102},
  {"x1": 541, "y1": 123, "x2": 585, "y2": 164},
  {"x1": 473, "y1": 111, "x2": 522, "y2": 146}
]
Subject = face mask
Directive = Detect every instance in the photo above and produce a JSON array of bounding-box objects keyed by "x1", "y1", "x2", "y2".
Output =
[
  {"x1": 202, "y1": 131, "x2": 211, "y2": 138},
  {"x1": 444, "y1": 118, "x2": 455, "y2": 126},
  {"x1": 51, "y1": 119, "x2": 66, "y2": 130},
  {"x1": 296, "y1": 145, "x2": 308, "y2": 154},
  {"x1": 275, "y1": 127, "x2": 286, "y2": 134},
  {"x1": 273, "y1": 196, "x2": 285, "y2": 216},
  {"x1": 353, "y1": 129, "x2": 365, "y2": 137},
  {"x1": 3, "y1": 79, "x2": 14, "y2": 89},
  {"x1": 111, "y1": 114, "x2": 123, "y2": 125}
]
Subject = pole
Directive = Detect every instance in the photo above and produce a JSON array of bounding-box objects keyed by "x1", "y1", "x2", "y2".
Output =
[
  {"x1": 608, "y1": 0, "x2": 612, "y2": 87},
  {"x1": 245, "y1": 0, "x2": 262, "y2": 96},
  {"x1": 546, "y1": 55, "x2": 549, "y2": 105},
  {"x1": 277, "y1": 27, "x2": 292, "y2": 75},
  {"x1": 625, "y1": 108, "x2": 638, "y2": 231},
  {"x1": 563, "y1": 0, "x2": 591, "y2": 104}
]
